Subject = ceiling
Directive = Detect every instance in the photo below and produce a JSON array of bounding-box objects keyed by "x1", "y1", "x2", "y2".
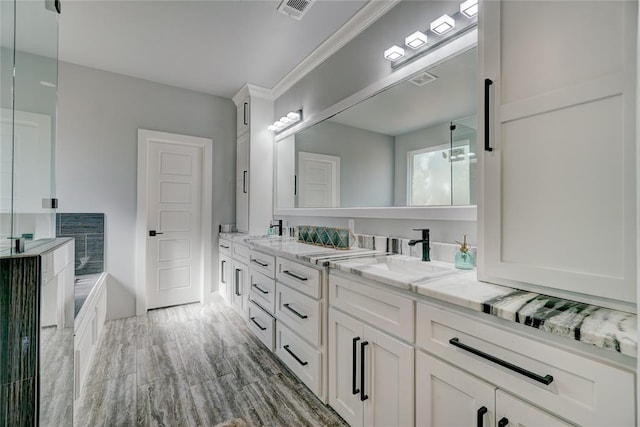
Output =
[
  {"x1": 329, "y1": 46, "x2": 478, "y2": 136},
  {"x1": 57, "y1": 0, "x2": 369, "y2": 98}
]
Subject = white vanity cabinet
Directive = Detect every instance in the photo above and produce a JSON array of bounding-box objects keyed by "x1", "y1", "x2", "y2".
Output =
[
  {"x1": 218, "y1": 253, "x2": 232, "y2": 304},
  {"x1": 230, "y1": 258, "x2": 249, "y2": 316},
  {"x1": 41, "y1": 239, "x2": 74, "y2": 328},
  {"x1": 328, "y1": 274, "x2": 414, "y2": 427},
  {"x1": 232, "y1": 84, "x2": 273, "y2": 235},
  {"x1": 478, "y1": 0, "x2": 638, "y2": 305},
  {"x1": 218, "y1": 237, "x2": 249, "y2": 317},
  {"x1": 415, "y1": 302, "x2": 635, "y2": 426}
]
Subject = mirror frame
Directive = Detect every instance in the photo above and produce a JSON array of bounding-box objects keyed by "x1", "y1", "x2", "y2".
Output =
[{"x1": 274, "y1": 28, "x2": 478, "y2": 222}]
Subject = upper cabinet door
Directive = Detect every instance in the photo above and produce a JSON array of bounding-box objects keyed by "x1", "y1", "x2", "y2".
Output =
[
  {"x1": 478, "y1": 0, "x2": 637, "y2": 305},
  {"x1": 236, "y1": 133, "x2": 249, "y2": 233},
  {"x1": 237, "y1": 95, "x2": 250, "y2": 137}
]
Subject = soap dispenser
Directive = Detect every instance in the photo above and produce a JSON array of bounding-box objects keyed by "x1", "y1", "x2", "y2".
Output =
[{"x1": 454, "y1": 235, "x2": 474, "y2": 270}]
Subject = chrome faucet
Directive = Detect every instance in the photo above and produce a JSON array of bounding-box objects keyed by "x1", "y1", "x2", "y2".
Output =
[
  {"x1": 408, "y1": 228, "x2": 430, "y2": 262},
  {"x1": 270, "y1": 219, "x2": 283, "y2": 236}
]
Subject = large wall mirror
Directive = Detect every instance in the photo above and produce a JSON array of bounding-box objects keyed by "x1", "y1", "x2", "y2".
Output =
[{"x1": 275, "y1": 43, "x2": 477, "y2": 217}]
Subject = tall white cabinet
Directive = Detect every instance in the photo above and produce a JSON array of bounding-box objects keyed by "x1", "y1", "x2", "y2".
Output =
[
  {"x1": 478, "y1": 0, "x2": 638, "y2": 307},
  {"x1": 232, "y1": 84, "x2": 274, "y2": 235}
]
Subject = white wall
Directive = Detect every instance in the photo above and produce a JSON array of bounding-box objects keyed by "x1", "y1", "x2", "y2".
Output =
[{"x1": 57, "y1": 62, "x2": 236, "y2": 320}]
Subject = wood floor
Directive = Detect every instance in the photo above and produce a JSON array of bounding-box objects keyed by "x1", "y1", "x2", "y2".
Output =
[{"x1": 75, "y1": 297, "x2": 348, "y2": 426}]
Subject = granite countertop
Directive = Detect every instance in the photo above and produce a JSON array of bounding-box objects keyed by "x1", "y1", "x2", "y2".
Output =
[{"x1": 330, "y1": 255, "x2": 637, "y2": 358}]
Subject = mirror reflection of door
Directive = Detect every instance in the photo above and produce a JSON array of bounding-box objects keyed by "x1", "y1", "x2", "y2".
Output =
[{"x1": 298, "y1": 152, "x2": 340, "y2": 208}]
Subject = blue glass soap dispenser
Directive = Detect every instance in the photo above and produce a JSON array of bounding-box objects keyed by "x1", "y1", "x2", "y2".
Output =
[{"x1": 454, "y1": 235, "x2": 474, "y2": 270}]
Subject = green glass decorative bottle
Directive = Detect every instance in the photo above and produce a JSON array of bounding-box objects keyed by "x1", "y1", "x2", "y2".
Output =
[{"x1": 454, "y1": 235, "x2": 474, "y2": 270}]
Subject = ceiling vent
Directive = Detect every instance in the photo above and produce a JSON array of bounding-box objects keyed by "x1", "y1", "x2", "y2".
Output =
[
  {"x1": 409, "y1": 71, "x2": 438, "y2": 87},
  {"x1": 277, "y1": 0, "x2": 316, "y2": 20}
]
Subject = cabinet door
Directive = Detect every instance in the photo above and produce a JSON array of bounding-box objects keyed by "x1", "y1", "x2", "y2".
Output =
[
  {"x1": 219, "y1": 253, "x2": 231, "y2": 304},
  {"x1": 236, "y1": 134, "x2": 249, "y2": 232},
  {"x1": 328, "y1": 308, "x2": 364, "y2": 427},
  {"x1": 363, "y1": 325, "x2": 414, "y2": 427},
  {"x1": 416, "y1": 351, "x2": 495, "y2": 427},
  {"x1": 479, "y1": 0, "x2": 637, "y2": 304},
  {"x1": 496, "y1": 390, "x2": 572, "y2": 427},
  {"x1": 236, "y1": 95, "x2": 250, "y2": 137}
]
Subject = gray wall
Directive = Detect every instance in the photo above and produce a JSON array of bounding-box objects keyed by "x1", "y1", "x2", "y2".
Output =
[
  {"x1": 295, "y1": 121, "x2": 394, "y2": 207},
  {"x1": 57, "y1": 62, "x2": 236, "y2": 320},
  {"x1": 394, "y1": 121, "x2": 451, "y2": 206}
]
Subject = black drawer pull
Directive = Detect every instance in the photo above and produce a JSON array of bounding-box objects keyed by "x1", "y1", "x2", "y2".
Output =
[
  {"x1": 283, "y1": 303, "x2": 308, "y2": 319},
  {"x1": 252, "y1": 259, "x2": 269, "y2": 267},
  {"x1": 477, "y1": 406, "x2": 488, "y2": 427},
  {"x1": 360, "y1": 341, "x2": 369, "y2": 401},
  {"x1": 498, "y1": 417, "x2": 509, "y2": 427},
  {"x1": 352, "y1": 337, "x2": 360, "y2": 395},
  {"x1": 449, "y1": 337, "x2": 554, "y2": 385},
  {"x1": 484, "y1": 78, "x2": 493, "y2": 152},
  {"x1": 283, "y1": 344, "x2": 308, "y2": 366},
  {"x1": 250, "y1": 317, "x2": 267, "y2": 331},
  {"x1": 219, "y1": 244, "x2": 230, "y2": 249},
  {"x1": 252, "y1": 283, "x2": 269, "y2": 294},
  {"x1": 282, "y1": 270, "x2": 308, "y2": 281}
]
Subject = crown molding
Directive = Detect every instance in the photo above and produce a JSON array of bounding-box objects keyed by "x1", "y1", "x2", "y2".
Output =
[
  {"x1": 270, "y1": 0, "x2": 401, "y2": 100},
  {"x1": 232, "y1": 83, "x2": 274, "y2": 106}
]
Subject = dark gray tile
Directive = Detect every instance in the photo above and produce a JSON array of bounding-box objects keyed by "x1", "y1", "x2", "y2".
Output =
[
  {"x1": 137, "y1": 376, "x2": 200, "y2": 427},
  {"x1": 0, "y1": 378, "x2": 36, "y2": 427},
  {"x1": 137, "y1": 342, "x2": 186, "y2": 386},
  {"x1": 76, "y1": 373, "x2": 136, "y2": 427},
  {"x1": 57, "y1": 213, "x2": 104, "y2": 235},
  {"x1": 190, "y1": 374, "x2": 254, "y2": 426},
  {"x1": 85, "y1": 343, "x2": 136, "y2": 387}
]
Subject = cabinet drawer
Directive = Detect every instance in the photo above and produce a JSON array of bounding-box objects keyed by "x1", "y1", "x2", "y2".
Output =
[
  {"x1": 232, "y1": 242, "x2": 250, "y2": 263},
  {"x1": 276, "y1": 283, "x2": 321, "y2": 347},
  {"x1": 329, "y1": 274, "x2": 414, "y2": 342},
  {"x1": 276, "y1": 322, "x2": 322, "y2": 398},
  {"x1": 276, "y1": 257, "x2": 321, "y2": 299},
  {"x1": 218, "y1": 238, "x2": 232, "y2": 256},
  {"x1": 249, "y1": 250, "x2": 276, "y2": 279},
  {"x1": 249, "y1": 270, "x2": 276, "y2": 314},
  {"x1": 248, "y1": 300, "x2": 275, "y2": 352},
  {"x1": 416, "y1": 303, "x2": 635, "y2": 426}
]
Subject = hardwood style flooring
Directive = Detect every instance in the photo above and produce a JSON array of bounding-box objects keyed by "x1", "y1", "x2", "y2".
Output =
[{"x1": 75, "y1": 296, "x2": 348, "y2": 426}]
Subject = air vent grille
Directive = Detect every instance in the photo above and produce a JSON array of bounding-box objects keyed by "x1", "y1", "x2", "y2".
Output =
[
  {"x1": 277, "y1": 0, "x2": 316, "y2": 20},
  {"x1": 409, "y1": 72, "x2": 438, "y2": 87}
]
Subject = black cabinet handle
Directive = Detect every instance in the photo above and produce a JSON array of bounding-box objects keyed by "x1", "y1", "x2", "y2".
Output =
[
  {"x1": 221, "y1": 260, "x2": 226, "y2": 284},
  {"x1": 250, "y1": 317, "x2": 267, "y2": 331},
  {"x1": 149, "y1": 230, "x2": 164, "y2": 237},
  {"x1": 252, "y1": 283, "x2": 269, "y2": 294},
  {"x1": 252, "y1": 259, "x2": 269, "y2": 267},
  {"x1": 352, "y1": 337, "x2": 360, "y2": 395},
  {"x1": 283, "y1": 303, "x2": 308, "y2": 319},
  {"x1": 283, "y1": 344, "x2": 308, "y2": 366},
  {"x1": 449, "y1": 337, "x2": 553, "y2": 385},
  {"x1": 484, "y1": 78, "x2": 493, "y2": 152},
  {"x1": 282, "y1": 270, "x2": 308, "y2": 281},
  {"x1": 498, "y1": 417, "x2": 509, "y2": 427},
  {"x1": 219, "y1": 244, "x2": 230, "y2": 249},
  {"x1": 235, "y1": 269, "x2": 241, "y2": 296},
  {"x1": 243, "y1": 102, "x2": 248, "y2": 125},
  {"x1": 360, "y1": 341, "x2": 368, "y2": 401},
  {"x1": 243, "y1": 171, "x2": 248, "y2": 194},
  {"x1": 294, "y1": 175, "x2": 297, "y2": 196},
  {"x1": 477, "y1": 406, "x2": 488, "y2": 427}
]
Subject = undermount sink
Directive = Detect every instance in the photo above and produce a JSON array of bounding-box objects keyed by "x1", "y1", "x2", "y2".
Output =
[{"x1": 351, "y1": 255, "x2": 459, "y2": 282}]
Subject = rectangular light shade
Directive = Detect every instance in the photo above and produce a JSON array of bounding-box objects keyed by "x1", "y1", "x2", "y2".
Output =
[
  {"x1": 430, "y1": 14, "x2": 455, "y2": 35},
  {"x1": 405, "y1": 31, "x2": 427, "y2": 49},
  {"x1": 384, "y1": 45, "x2": 405, "y2": 61},
  {"x1": 460, "y1": 0, "x2": 478, "y2": 18}
]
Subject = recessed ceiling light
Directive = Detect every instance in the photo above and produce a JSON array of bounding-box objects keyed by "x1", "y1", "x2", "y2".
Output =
[
  {"x1": 384, "y1": 45, "x2": 405, "y2": 61},
  {"x1": 430, "y1": 14, "x2": 455, "y2": 35},
  {"x1": 405, "y1": 31, "x2": 428, "y2": 49},
  {"x1": 460, "y1": 0, "x2": 478, "y2": 18}
]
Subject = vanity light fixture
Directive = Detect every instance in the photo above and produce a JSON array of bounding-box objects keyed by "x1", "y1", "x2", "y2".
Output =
[
  {"x1": 269, "y1": 109, "x2": 302, "y2": 133},
  {"x1": 405, "y1": 31, "x2": 428, "y2": 49},
  {"x1": 460, "y1": 0, "x2": 478, "y2": 18},
  {"x1": 384, "y1": 45, "x2": 405, "y2": 61},
  {"x1": 430, "y1": 14, "x2": 455, "y2": 35}
]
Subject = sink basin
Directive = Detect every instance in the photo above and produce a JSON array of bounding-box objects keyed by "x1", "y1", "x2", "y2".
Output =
[
  {"x1": 368, "y1": 257, "x2": 454, "y2": 275},
  {"x1": 340, "y1": 255, "x2": 459, "y2": 283}
]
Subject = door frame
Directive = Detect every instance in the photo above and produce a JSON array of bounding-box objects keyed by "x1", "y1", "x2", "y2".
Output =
[{"x1": 135, "y1": 129, "x2": 213, "y2": 316}]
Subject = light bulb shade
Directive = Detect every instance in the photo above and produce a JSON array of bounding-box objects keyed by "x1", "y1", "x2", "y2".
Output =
[
  {"x1": 405, "y1": 31, "x2": 428, "y2": 49},
  {"x1": 268, "y1": 125, "x2": 278, "y2": 131},
  {"x1": 287, "y1": 111, "x2": 301, "y2": 121},
  {"x1": 274, "y1": 121, "x2": 286, "y2": 128},
  {"x1": 460, "y1": 0, "x2": 478, "y2": 18},
  {"x1": 384, "y1": 45, "x2": 405, "y2": 61},
  {"x1": 430, "y1": 14, "x2": 455, "y2": 35},
  {"x1": 280, "y1": 116, "x2": 292, "y2": 124}
]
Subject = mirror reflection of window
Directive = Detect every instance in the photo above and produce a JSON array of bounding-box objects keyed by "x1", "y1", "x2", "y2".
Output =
[{"x1": 408, "y1": 144, "x2": 453, "y2": 206}]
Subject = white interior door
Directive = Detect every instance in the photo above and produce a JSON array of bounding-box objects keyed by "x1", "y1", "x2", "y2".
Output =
[
  {"x1": 144, "y1": 134, "x2": 203, "y2": 309},
  {"x1": 298, "y1": 151, "x2": 340, "y2": 207}
]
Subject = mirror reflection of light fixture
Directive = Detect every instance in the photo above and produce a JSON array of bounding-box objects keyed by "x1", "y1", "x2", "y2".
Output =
[
  {"x1": 405, "y1": 31, "x2": 428, "y2": 49},
  {"x1": 430, "y1": 14, "x2": 455, "y2": 35},
  {"x1": 384, "y1": 45, "x2": 405, "y2": 61},
  {"x1": 269, "y1": 109, "x2": 302, "y2": 133},
  {"x1": 460, "y1": 0, "x2": 478, "y2": 18}
]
